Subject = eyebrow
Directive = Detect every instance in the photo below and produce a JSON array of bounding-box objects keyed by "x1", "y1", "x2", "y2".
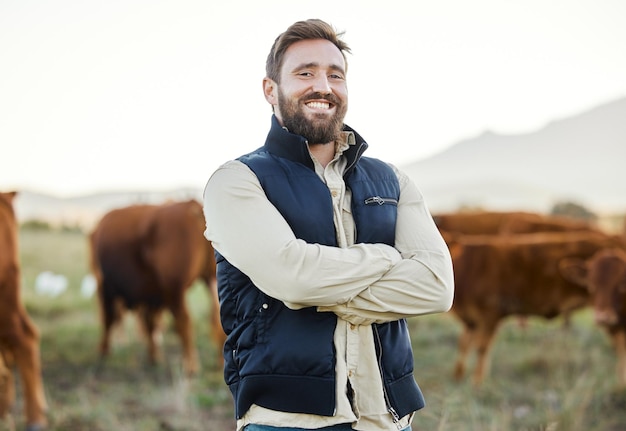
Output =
[{"x1": 292, "y1": 62, "x2": 346, "y2": 74}]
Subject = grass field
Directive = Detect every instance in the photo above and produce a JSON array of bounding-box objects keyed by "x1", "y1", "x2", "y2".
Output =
[{"x1": 7, "y1": 227, "x2": 626, "y2": 431}]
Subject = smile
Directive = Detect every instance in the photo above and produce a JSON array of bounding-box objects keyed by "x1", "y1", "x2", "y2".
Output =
[{"x1": 306, "y1": 101, "x2": 332, "y2": 110}]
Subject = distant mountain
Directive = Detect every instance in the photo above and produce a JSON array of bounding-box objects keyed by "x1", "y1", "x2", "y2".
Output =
[{"x1": 401, "y1": 97, "x2": 626, "y2": 214}]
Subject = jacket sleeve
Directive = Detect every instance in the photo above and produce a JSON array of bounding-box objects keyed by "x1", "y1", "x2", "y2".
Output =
[
  {"x1": 203, "y1": 160, "x2": 405, "y2": 308},
  {"x1": 317, "y1": 167, "x2": 454, "y2": 324}
]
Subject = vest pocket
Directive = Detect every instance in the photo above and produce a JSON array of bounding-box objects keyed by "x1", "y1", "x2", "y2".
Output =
[
  {"x1": 364, "y1": 196, "x2": 399, "y2": 206},
  {"x1": 254, "y1": 293, "x2": 274, "y2": 344}
]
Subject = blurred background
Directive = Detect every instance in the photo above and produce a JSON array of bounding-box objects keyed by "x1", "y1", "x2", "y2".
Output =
[
  {"x1": 3, "y1": 1, "x2": 626, "y2": 430},
  {"x1": 2, "y1": 0, "x2": 625, "y2": 230}
]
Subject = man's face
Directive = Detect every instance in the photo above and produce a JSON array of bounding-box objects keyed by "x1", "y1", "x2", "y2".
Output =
[{"x1": 265, "y1": 39, "x2": 348, "y2": 145}]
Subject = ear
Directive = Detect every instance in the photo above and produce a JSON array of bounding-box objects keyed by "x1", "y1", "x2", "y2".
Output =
[
  {"x1": 439, "y1": 231, "x2": 462, "y2": 259},
  {"x1": 263, "y1": 77, "x2": 278, "y2": 106},
  {"x1": 558, "y1": 258, "x2": 589, "y2": 287}
]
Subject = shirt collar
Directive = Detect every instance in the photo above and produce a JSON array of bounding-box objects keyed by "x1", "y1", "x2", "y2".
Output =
[{"x1": 263, "y1": 115, "x2": 369, "y2": 176}]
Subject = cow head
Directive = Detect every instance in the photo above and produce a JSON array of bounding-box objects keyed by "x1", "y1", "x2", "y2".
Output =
[{"x1": 559, "y1": 248, "x2": 626, "y2": 327}]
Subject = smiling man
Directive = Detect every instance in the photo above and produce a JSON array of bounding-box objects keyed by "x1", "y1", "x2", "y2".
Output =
[
  {"x1": 267, "y1": 37, "x2": 348, "y2": 158},
  {"x1": 203, "y1": 19, "x2": 454, "y2": 431}
]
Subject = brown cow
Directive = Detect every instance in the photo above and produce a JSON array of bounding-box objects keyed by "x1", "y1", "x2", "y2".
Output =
[
  {"x1": 89, "y1": 199, "x2": 225, "y2": 375},
  {"x1": 435, "y1": 210, "x2": 601, "y2": 329},
  {"x1": 560, "y1": 248, "x2": 626, "y2": 386},
  {"x1": 447, "y1": 230, "x2": 626, "y2": 386},
  {"x1": 433, "y1": 210, "x2": 597, "y2": 236},
  {"x1": 0, "y1": 191, "x2": 48, "y2": 430}
]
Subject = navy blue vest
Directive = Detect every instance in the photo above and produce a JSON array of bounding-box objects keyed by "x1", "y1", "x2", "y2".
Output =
[{"x1": 216, "y1": 116, "x2": 425, "y2": 419}]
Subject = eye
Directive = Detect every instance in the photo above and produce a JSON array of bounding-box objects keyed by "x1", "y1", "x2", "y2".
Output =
[{"x1": 329, "y1": 73, "x2": 344, "y2": 80}]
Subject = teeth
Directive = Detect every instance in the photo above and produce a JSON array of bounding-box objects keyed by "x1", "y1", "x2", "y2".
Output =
[{"x1": 307, "y1": 101, "x2": 330, "y2": 109}]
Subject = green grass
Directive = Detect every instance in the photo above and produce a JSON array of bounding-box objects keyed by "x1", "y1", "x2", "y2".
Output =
[
  {"x1": 13, "y1": 228, "x2": 233, "y2": 431},
  {"x1": 408, "y1": 313, "x2": 626, "y2": 431},
  {"x1": 7, "y1": 228, "x2": 626, "y2": 430}
]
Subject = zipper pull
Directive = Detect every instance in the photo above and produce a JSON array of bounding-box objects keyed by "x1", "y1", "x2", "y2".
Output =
[
  {"x1": 364, "y1": 196, "x2": 385, "y2": 205},
  {"x1": 364, "y1": 196, "x2": 399, "y2": 206}
]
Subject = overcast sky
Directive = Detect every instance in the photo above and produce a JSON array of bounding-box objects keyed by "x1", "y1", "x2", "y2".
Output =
[{"x1": 2, "y1": 0, "x2": 625, "y2": 197}]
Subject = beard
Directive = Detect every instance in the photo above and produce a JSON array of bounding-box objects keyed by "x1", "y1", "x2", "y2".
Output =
[{"x1": 277, "y1": 89, "x2": 347, "y2": 144}]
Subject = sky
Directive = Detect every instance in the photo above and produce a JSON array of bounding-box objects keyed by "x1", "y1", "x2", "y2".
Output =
[{"x1": 2, "y1": 0, "x2": 625, "y2": 198}]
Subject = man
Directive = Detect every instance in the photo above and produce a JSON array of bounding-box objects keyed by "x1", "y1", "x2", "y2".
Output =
[{"x1": 203, "y1": 18, "x2": 454, "y2": 431}]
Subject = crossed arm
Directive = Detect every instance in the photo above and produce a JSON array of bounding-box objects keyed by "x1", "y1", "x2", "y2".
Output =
[{"x1": 203, "y1": 161, "x2": 454, "y2": 325}]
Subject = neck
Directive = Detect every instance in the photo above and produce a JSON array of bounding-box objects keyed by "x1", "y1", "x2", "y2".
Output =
[{"x1": 308, "y1": 142, "x2": 335, "y2": 167}]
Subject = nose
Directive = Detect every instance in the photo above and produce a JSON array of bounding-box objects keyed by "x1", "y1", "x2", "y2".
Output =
[{"x1": 312, "y1": 74, "x2": 331, "y2": 94}]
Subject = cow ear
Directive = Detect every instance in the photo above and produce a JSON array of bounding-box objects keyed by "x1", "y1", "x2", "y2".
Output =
[
  {"x1": 440, "y1": 230, "x2": 460, "y2": 247},
  {"x1": 558, "y1": 258, "x2": 589, "y2": 287}
]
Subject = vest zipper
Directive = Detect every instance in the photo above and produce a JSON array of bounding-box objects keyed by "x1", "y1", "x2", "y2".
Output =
[
  {"x1": 364, "y1": 196, "x2": 398, "y2": 206},
  {"x1": 344, "y1": 141, "x2": 368, "y2": 176},
  {"x1": 373, "y1": 326, "x2": 403, "y2": 429}
]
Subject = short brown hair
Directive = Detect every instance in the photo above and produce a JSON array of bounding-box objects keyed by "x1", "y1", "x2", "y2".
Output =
[{"x1": 266, "y1": 19, "x2": 351, "y2": 83}]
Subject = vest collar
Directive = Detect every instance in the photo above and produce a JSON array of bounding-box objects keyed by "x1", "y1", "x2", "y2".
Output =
[{"x1": 263, "y1": 115, "x2": 369, "y2": 177}]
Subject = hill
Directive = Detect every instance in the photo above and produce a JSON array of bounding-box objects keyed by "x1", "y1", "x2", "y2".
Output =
[{"x1": 401, "y1": 96, "x2": 626, "y2": 214}]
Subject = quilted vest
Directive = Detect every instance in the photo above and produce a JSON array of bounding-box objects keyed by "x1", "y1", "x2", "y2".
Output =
[{"x1": 216, "y1": 116, "x2": 425, "y2": 419}]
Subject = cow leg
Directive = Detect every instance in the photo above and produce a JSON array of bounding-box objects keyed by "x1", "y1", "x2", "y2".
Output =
[
  {"x1": 10, "y1": 314, "x2": 48, "y2": 430},
  {"x1": 97, "y1": 290, "x2": 122, "y2": 361},
  {"x1": 207, "y1": 279, "x2": 225, "y2": 366},
  {"x1": 453, "y1": 325, "x2": 475, "y2": 381},
  {"x1": 169, "y1": 300, "x2": 199, "y2": 376},
  {"x1": 613, "y1": 330, "x2": 626, "y2": 387},
  {"x1": 138, "y1": 307, "x2": 164, "y2": 366},
  {"x1": 472, "y1": 321, "x2": 500, "y2": 386},
  {"x1": 0, "y1": 351, "x2": 15, "y2": 427}
]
